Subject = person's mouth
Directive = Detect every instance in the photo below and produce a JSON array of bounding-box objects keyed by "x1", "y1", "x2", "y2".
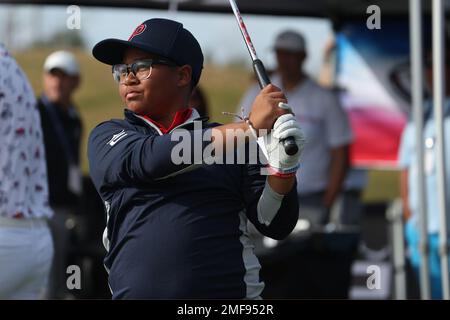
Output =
[{"x1": 126, "y1": 90, "x2": 142, "y2": 99}]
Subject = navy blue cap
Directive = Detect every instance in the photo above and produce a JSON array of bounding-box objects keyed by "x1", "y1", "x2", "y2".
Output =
[{"x1": 92, "y1": 18, "x2": 204, "y2": 86}]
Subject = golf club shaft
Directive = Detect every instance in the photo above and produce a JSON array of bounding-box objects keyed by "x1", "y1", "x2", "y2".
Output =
[{"x1": 229, "y1": 0, "x2": 298, "y2": 156}]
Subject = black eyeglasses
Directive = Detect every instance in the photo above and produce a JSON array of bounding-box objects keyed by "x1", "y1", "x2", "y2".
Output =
[{"x1": 112, "y1": 58, "x2": 177, "y2": 83}]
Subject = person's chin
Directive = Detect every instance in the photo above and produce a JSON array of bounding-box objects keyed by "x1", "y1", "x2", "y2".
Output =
[
  {"x1": 47, "y1": 94, "x2": 62, "y2": 104},
  {"x1": 126, "y1": 102, "x2": 150, "y2": 115}
]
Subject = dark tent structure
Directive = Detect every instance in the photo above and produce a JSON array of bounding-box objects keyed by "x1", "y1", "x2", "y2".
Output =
[{"x1": 2, "y1": 0, "x2": 447, "y2": 18}]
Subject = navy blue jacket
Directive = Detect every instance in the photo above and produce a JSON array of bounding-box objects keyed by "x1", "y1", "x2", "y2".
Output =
[{"x1": 88, "y1": 109, "x2": 298, "y2": 299}]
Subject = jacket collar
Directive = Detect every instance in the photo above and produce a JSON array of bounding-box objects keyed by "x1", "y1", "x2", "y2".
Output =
[{"x1": 124, "y1": 108, "x2": 207, "y2": 135}]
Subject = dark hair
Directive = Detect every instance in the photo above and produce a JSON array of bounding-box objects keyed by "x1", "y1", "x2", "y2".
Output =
[{"x1": 189, "y1": 86, "x2": 209, "y2": 117}]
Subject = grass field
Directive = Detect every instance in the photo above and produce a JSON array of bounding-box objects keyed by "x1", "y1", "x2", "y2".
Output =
[{"x1": 13, "y1": 47, "x2": 400, "y2": 203}]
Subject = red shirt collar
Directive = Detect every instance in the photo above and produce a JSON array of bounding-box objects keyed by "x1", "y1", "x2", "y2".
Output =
[{"x1": 141, "y1": 108, "x2": 193, "y2": 134}]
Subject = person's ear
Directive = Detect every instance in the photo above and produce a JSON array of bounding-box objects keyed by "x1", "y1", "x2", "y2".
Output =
[
  {"x1": 299, "y1": 51, "x2": 307, "y2": 64},
  {"x1": 177, "y1": 65, "x2": 192, "y2": 88}
]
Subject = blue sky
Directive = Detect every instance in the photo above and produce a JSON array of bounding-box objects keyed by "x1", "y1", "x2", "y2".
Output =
[{"x1": 0, "y1": 4, "x2": 332, "y2": 75}]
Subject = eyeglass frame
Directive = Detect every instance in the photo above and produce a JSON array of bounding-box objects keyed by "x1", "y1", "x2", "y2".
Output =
[{"x1": 112, "y1": 58, "x2": 178, "y2": 84}]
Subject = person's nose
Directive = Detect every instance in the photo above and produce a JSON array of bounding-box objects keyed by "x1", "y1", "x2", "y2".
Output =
[
  {"x1": 123, "y1": 70, "x2": 139, "y2": 85},
  {"x1": 51, "y1": 79, "x2": 64, "y2": 92}
]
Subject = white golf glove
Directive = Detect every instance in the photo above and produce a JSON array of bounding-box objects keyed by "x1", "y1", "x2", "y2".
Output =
[{"x1": 258, "y1": 113, "x2": 305, "y2": 177}]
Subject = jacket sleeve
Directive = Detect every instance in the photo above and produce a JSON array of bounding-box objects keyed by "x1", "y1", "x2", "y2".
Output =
[
  {"x1": 241, "y1": 163, "x2": 299, "y2": 240},
  {"x1": 88, "y1": 121, "x2": 211, "y2": 190}
]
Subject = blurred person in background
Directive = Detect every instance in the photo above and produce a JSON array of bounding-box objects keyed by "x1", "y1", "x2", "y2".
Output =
[
  {"x1": 0, "y1": 44, "x2": 54, "y2": 299},
  {"x1": 37, "y1": 50, "x2": 83, "y2": 299},
  {"x1": 238, "y1": 30, "x2": 353, "y2": 227},
  {"x1": 398, "y1": 48, "x2": 450, "y2": 299}
]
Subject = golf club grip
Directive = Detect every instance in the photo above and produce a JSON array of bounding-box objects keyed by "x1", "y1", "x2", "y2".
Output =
[
  {"x1": 253, "y1": 59, "x2": 271, "y2": 88},
  {"x1": 253, "y1": 59, "x2": 299, "y2": 156}
]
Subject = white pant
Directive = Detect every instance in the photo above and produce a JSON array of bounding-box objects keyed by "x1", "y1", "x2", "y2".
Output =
[{"x1": 0, "y1": 217, "x2": 54, "y2": 299}]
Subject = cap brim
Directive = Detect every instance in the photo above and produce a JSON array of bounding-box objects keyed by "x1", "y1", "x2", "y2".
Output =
[
  {"x1": 92, "y1": 38, "x2": 170, "y2": 65},
  {"x1": 44, "y1": 66, "x2": 79, "y2": 76}
]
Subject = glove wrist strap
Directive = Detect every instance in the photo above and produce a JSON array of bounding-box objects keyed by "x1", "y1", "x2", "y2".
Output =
[{"x1": 266, "y1": 165, "x2": 299, "y2": 178}]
